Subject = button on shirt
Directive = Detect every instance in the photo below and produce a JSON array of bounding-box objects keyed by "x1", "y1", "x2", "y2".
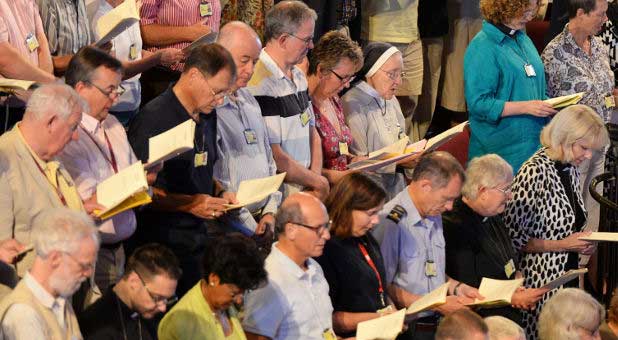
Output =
[
  {"x1": 37, "y1": 0, "x2": 93, "y2": 55},
  {"x1": 214, "y1": 88, "x2": 281, "y2": 232},
  {"x1": 374, "y1": 188, "x2": 446, "y2": 297},
  {"x1": 57, "y1": 114, "x2": 137, "y2": 243},
  {"x1": 242, "y1": 243, "x2": 334, "y2": 340}
]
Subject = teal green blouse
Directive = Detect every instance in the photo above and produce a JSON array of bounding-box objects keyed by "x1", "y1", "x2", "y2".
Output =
[{"x1": 464, "y1": 21, "x2": 550, "y2": 172}]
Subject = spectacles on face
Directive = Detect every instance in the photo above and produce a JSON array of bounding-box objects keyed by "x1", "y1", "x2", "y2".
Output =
[
  {"x1": 85, "y1": 80, "x2": 126, "y2": 99},
  {"x1": 62, "y1": 251, "x2": 94, "y2": 273},
  {"x1": 289, "y1": 220, "x2": 331, "y2": 236},
  {"x1": 378, "y1": 68, "x2": 406, "y2": 81},
  {"x1": 201, "y1": 73, "x2": 230, "y2": 100},
  {"x1": 135, "y1": 271, "x2": 178, "y2": 307},
  {"x1": 492, "y1": 184, "x2": 512, "y2": 196},
  {"x1": 287, "y1": 32, "x2": 314, "y2": 46},
  {"x1": 330, "y1": 69, "x2": 355, "y2": 84}
]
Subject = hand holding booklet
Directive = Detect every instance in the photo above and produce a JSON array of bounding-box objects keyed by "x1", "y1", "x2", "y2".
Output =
[
  {"x1": 356, "y1": 309, "x2": 406, "y2": 340},
  {"x1": 406, "y1": 282, "x2": 449, "y2": 315},
  {"x1": 145, "y1": 119, "x2": 196, "y2": 168},
  {"x1": 541, "y1": 268, "x2": 587, "y2": 291},
  {"x1": 578, "y1": 232, "x2": 618, "y2": 242},
  {"x1": 544, "y1": 92, "x2": 584, "y2": 109},
  {"x1": 224, "y1": 173, "x2": 286, "y2": 210},
  {"x1": 95, "y1": 0, "x2": 140, "y2": 46},
  {"x1": 466, "y1": 278, "x2": 523, "y2": 308},
  {"x1": 94, "y1": 162, "x2": 152, "y2": 220},
  {"x1": 0, "y1": 78, "x2": 37, "y2": 92}
]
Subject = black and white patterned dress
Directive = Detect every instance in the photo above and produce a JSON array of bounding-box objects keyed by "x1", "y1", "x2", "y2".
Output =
[{"x1": 503, "y1": 148, "x2": 587, "y2": 340}]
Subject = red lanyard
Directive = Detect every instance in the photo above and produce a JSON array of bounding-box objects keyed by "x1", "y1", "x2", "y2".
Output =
[
  {"x1": 358, "y1": 242, "x2": 386, "y2": 307},
  {"x1": 30, "y1": 154, "x2": 67, "y2": 207},
  {"x1": 80, "y1": 125, "x2": 118, "y2": 173}
]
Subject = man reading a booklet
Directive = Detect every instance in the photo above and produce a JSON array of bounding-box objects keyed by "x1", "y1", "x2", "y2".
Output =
[
  {"x1": 375, "y1": 152, "x2": 482, "y2": 340},
  {"x1": 128, "y1": 43, "x2": 237, "y2": 296}
]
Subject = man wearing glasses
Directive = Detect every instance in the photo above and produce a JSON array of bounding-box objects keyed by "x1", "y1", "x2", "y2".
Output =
[
  {"x1": 58, "y1": 46, "x2": 139, "y2": 294},
  {"x1": 79, "y1": 243, "x2": 181, "y2": 340},
  {"x1": 243, "y1": 192, "x2": 335, "y2": 340},
  {"x1": 0, "y1": 208, "x2": 100, "y2": 340}
]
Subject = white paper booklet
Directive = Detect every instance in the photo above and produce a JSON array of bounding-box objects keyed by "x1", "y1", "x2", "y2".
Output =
[
  {"x1": 579, "y1": 232, "x2": 618, "y2": 242},
  {"x1": 406, "y1": 282, "x2": 449, "y2": 315},
  {"x1": 95, "y1": 0, "x2": 140, "y2": 46},
  {"x1": 467, "y1": 278, "x2": 524, "y2": 307},
  {"x1": 146, "y1": 119, "x2": 196, "y2": 167},
  {"x1": 224, "y1": 173, "x2": 286, "y2": 210},
  {"x1": 95, "y1": 162, "x2": 150, "y2": 218},
  {"x1": 542, "y1": 269, "x2": 588, "y2": 291},
  {"x1": 356, "y1": 309, "x2": 406, "y2": 340},
  {"x1": 0, "y1": 79, "x2": 36, "y2": 91}
]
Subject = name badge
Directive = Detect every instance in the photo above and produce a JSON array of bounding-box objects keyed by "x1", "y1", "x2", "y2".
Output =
[
  {"x1": 129, "y1": 44, "x2": 138, "y2": 60},
  {"x1": 524, "y1": 64, "x2": 536, "y2": 77},
  {"x1": 199, "y1": 2, "x2": 212, "y2": 17},
  {"x1": 339, "y1": 142, "x2": 349, "y2": 156},
  {"x1": 322, "y1": 329, "x2": 337, "y2": 340},
  {"x1": 605, "y1": 95, "x2": 616, "y2": 109},
  {"x1": 244, "y1": 129, "x2": 257, "y2": 144},
  {"x1": 425, "y1": 260, "x2": 437, "y2": 277},
  {"x1": 26, "y1": 33, "x2": 40, "y2": 52},
  {"x1": 300, "y1": 110, "x2": 310, "y2": 126},
  {"x1": 194, "y1": 152, "x2": 208, "y2": 167},
  {"x1": 504, "y1": 259, "x2": 516, "y2": 278}
]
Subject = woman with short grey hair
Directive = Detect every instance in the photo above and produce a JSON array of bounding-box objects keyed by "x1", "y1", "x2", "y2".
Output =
[
  {"x1": 538, "y1": 288, "x2": 604, "y2": 340},
  {"x1": 485, "y1": 316, "x2": 526, "y2": 340}
]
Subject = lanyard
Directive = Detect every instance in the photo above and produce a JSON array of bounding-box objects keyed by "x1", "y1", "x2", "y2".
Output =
[
  {"x1": 79, "y1": 125, "x2": 119, "y2": 173},
  {"x1": 30, "y1": 154, "x2": 67, "y2": 207},
  {"x1": 358, "y1": 242, "x2": 386, "y2": 307}
]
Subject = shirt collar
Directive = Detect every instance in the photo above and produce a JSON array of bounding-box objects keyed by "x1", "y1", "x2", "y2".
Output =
[
  {"x1": 402, "y1": 189, "x2": 437, "y2": 230},
  {"x1": 15, "y1": 123, "x2": 50, "y2": 170},
  {"x1": 23, "y1": 272, "x2": 67, "y2": 311},
  {"x1": 259, "y1": 49, "x2": 304, "y2": 82},
  {"x1": 561, "y1": 23, "x2": 603, "y2": 57},
  {"x1": 482, "y1": 20, "x2": 522, "y2": 45},
  {"x1": 355, "y1": 81, "x2": 382, "y2": 100},
  {"x1": 80, "y1": 113, "x2": 103, "y2": 135},
  {"x1": 271, "y1": 242, "x2": 317, "y2": 279}
]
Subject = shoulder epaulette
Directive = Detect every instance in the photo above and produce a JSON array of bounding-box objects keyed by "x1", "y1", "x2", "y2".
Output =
[{"x1": 387, "y1": 205, "x2": 407, "y2": 223}]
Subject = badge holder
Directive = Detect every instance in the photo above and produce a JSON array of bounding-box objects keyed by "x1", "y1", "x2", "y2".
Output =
[{"x1": 524, "y1": 64, "x2": 536, "y2": 77}]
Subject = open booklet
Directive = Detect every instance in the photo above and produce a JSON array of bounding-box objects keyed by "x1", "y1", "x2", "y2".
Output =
[
  {"x1": 95, "y1": 0, "x2": 140, "y2": 46},
  {"x1": 356, "y1": 308, "x2": 406, "y2": 340},
  {"x1": 405, "y1": 282, "x2": 449, "y2": 315},
  {"x1": 94, "y1": 162, "x2": 152, "y2": 220},
  {"x1": 0, "y1": 78, "x2": 37, "y2": 92},
  {"x1": 544, "y1": 92, "x2": 584, "y2": 109},
  {"x1": 183, "y1": 32, "x2": 218, "y2": 53},
  {"x1": 224, "y1": 173, "x2": 286, "y2": 210},
  {"x1": 579, "y1": 232, "x2": 618, "y2": 242},
  {"x1": 541, "y1": 268, "x2": 588, "y2": 291},
  {"x1": 145, "y1": 119, "x2": 196, "y2": 168},
  {"x1": 466, "y1": 278, "x2": 523, "y2": 308}
]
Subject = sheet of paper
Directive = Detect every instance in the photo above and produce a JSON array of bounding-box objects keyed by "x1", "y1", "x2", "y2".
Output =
[
  {"x1": 0, "y1": 79, "x2": 36, "y2": 91},
  {"x1": 95, "y1": 162, "x2": 150, "y2": 218},
  {"x1": 467, "y1": 278, "x2": 523, "y2": 307},
  {"x1": 183, "y1": 32, "x2": 219, "y2": 53},
  {"x1": 146, "y1": 119, "x2": 196, "y2": 166},
  {"x1": 579, "y1": 232, "x2": 618, "y2": 242},
  {"x1": 544, "y1": 92, "x2": 584, "y2": 109},
  {"x1": 542, "y1": 268, "x2": 588, "y2": 291},
  {"x1": 356, "y1": 309, "x2": 406, "y2": 340},
  {"x1": 95, "y1": 0, "x2": 140, "y2": 46},
  {"x1": 224, "y1": 173, "x2": 286, "y2": 210},
  {"x1": 347, "y1": 139, "x2": 426, "y2": 172},
  {"x1": 406, "y1": 282, "x2": 449, "y2": 315},
  {"x1": 368, "y1": 137, "x2": 409, "y2": 159},
  {"x1": 425, "y1": 121, "x2": 468, "y2": 151}
]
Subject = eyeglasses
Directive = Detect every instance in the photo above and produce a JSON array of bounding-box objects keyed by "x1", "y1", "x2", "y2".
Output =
[
  {"x1": 289, "y1": 220, "x2": 331, "y2": 236},
  {"x1": 85, "y1": 80, "x2": 126, "y2": 99},
  {"x1": 287, "y1": 33, "x2": 314, "y2": 46},
  {"x1": 135, "y1": 271, "x2": 178, "y2": 307},
  {"x1": 492, "y1": 185, "x2": 512, "y2": 195},
  {"x1": 330, "y1": 69, "x2": 355, "y2": 84},
  {"x1": 201, "y1": 73, "x2": 230, "y2": 99},
  {"x1": 378, "y1": 69, "x2": 406, "y2": 81},
  {"x1": 62, "y1": 251, "x2": 94, "y2": 273}
]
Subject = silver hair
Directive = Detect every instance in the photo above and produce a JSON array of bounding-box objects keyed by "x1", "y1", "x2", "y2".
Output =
[
  {"x1": 31, "y1": 208, "x2": 100, "y2": 258},
  {"x1": 485, "y1": 316, "x2": 525, "y2": 340},
  {"x1": 26, "y1": 83, "x2": 89, "y2": 121},
  {"x1": 538, "y1": 288, "x2": 605, "y2": 340},
  {"x1": 461, "y1": 154, "x2": 513, "y2": 200},
  {"x1": 264, "y1": 1, "x2": 317, "y2": 42}
]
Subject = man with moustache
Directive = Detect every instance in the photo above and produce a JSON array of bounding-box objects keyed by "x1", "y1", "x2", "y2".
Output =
[
  {"x1": 247, "y1": 1, "x2": 329, "y2": 200},
  {"x1": 213, "y1": 21, "x2": 281, "y2": 237},
  {"x1": 242, "y1": 192, "x2": 335, "y2": 340},
  {"x1": 0, "y1": 208, "x2": 100, "y2": 339}
]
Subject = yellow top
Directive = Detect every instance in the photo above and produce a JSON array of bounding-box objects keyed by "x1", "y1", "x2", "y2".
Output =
[{"x1": 362, "y1": 0, "x2": 419, "y2": 44}]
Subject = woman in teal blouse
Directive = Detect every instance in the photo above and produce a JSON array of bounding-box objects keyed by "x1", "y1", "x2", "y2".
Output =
[{"x1": 464, "y1": 0, "x2": 557, "y2": 172}]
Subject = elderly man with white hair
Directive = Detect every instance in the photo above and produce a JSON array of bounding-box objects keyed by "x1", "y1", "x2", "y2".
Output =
[
  {"x1": 0, "y1": 83, "x2": 89, "y2": 278},
  {"x1": 485, "y1": 316, "x2": 526, "y2": 340},
  {"x1": 538, "y1": 288, "x2": 605, "y2": 340},
  {"x1": 0, "y1": 207, "x2": 100, "y2": 340}
]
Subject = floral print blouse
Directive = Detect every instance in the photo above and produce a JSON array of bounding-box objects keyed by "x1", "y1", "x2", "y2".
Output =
[{"x1": 313, "y1": 96, "x2": 353, "y2": 171}]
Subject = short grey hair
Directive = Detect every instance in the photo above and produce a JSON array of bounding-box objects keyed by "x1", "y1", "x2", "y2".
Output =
[
  {"x1": 411, "y1": 151, "x2": 465, "y2": 189},
  {"x1": 274, "y1": 200, "x2": 304, "y2": 235},
  {"x1": 485, "y1": 316, "x2": 525, "y2": 340},
  {"x1": 31, "y1": 208, "x2": 100, "y2": 258},
  {"x1": 461, "y1": 154, "x2": 513, "y2": 200},
  {"x1": 538, "y1": 288, "x2": 605, "y2": 340},
  {"x1": 26, "y1": 83, "x2": 88, "y2": 121},
  {"x1": 264, "y1": 1, "x2": 317, "y2": 42}
]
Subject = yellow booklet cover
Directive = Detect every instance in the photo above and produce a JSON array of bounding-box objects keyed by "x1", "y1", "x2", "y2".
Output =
[
  {"x1": 94, "y1": 162, "x2": 151, "y2": 219},
  {"x1": 406, "y1": 282, "x2": 449, "y2": 315},
  {"x1": 0, "y1": 79, "x2": 36, "y2": 92},
  {"x1": 466, "y1": 278, "x2": 523, "y2": 308},
  {"x1": 544, "y1": 92, "x2": 584, "y2": 109}
]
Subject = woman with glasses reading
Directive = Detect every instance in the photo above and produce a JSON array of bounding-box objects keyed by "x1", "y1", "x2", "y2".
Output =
[
  {"x1": 342, "y1": 42, "x2": 419, "y2": 198},
  {"x1": 315, "y1": 172, "x2": 396, "y2": 338}
]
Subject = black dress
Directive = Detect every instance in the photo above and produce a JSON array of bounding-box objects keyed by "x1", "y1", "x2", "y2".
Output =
[
  {"x1": 442, "y1": 198, "x2": 522, "y2": 324},
  {"x1": 315, "y1": 233, "x2": 388, "y2": 338}
]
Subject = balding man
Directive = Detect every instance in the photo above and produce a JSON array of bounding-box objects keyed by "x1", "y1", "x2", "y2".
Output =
[
  {"x1": 0, "y1": 207, "x2": 100, "y2": 340},
  {"x1": 214, "y1": 21, "x2": 281, "y2": 238},
  {"x1": 0, "y1": 83, "x2": 87, "y2": 277},
  {"x1": 242, "y1": 192, "x2": 335, "y2": 340},
  {"x1": 435, "y1": 310, "x2": 489, "y2": 340}
]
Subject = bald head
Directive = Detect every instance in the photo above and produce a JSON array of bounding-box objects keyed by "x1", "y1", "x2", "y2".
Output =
[
  {"x1": 275, "y1": 192, "x2": 328, "y2": 235},
  {"x1": 217, "y1": 21, "x2": 262, "y2": 90}
]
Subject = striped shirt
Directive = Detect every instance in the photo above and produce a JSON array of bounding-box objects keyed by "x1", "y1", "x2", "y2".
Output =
[
  {"x1": 213, "y1": 88, "x2": 281, "y2": 233},
  {"x1": 0, "y1": 0, "x2": 46, "y2": 68},
  {"x1": 37, "y1": 0, "x2": 93, "y2": 56},
  {"x1": 140, "y1": 0, "x2": 221, "y2": 71}
]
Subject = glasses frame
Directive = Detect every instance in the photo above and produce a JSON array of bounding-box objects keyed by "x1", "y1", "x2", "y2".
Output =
[
  {"x1": 62, "y1": 251, "x2": 95, "y2": 273},
  {"x1": 134, "y1": 270, "x2": 178, "y2": 307},
  {"x1": 378, "y1": 68, "x2": 406, "y2": 81},
  {"x1": 288, "y1": 220, "x2": 332, "y2": 236},
  {"x1": 199, "y1": 72, "x2": 230, "y2": 99},
  {"x1": 287, "y1": 32, "x2": 314, "y2": 46},
  {"x1": 85, "y1": 80, "x2": 126, "y2": 99},
  {"x1": 330, "y1": 69, "x2": 355, "y2": 84},
  {"x1": 492, "y1": 185, "x2": 512, "y2": 195}
]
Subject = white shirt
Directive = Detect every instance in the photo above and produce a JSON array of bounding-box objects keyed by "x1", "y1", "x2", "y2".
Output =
[
  {"x1": 56, "y1": 113, "x2": 137, "y2": 243},
  {"x1": 242, "y1": 243, "x2": 333, "y2": 340}
]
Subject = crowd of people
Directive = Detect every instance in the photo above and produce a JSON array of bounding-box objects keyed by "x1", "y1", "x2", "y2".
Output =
[{"x1": 0, "y1": 0, "x2": 617, "y2": 339}]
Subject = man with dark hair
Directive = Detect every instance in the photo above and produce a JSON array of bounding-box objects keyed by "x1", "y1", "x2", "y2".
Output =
[
  {"x1": 376, "y1": 151, "x2": 481, "y2": 340},
  {"x1": 435, "y1": 309, "x2": 489, "y2": 340},
  {"x1": 57, "y1": 46, "x2": 138, "y2": 292},
  {"x1": 128, "y1": 43, "x2": 237, "y2": 296},
  {"x1": 78, "y1": 243, "x2": 181, "y2": 340}
]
